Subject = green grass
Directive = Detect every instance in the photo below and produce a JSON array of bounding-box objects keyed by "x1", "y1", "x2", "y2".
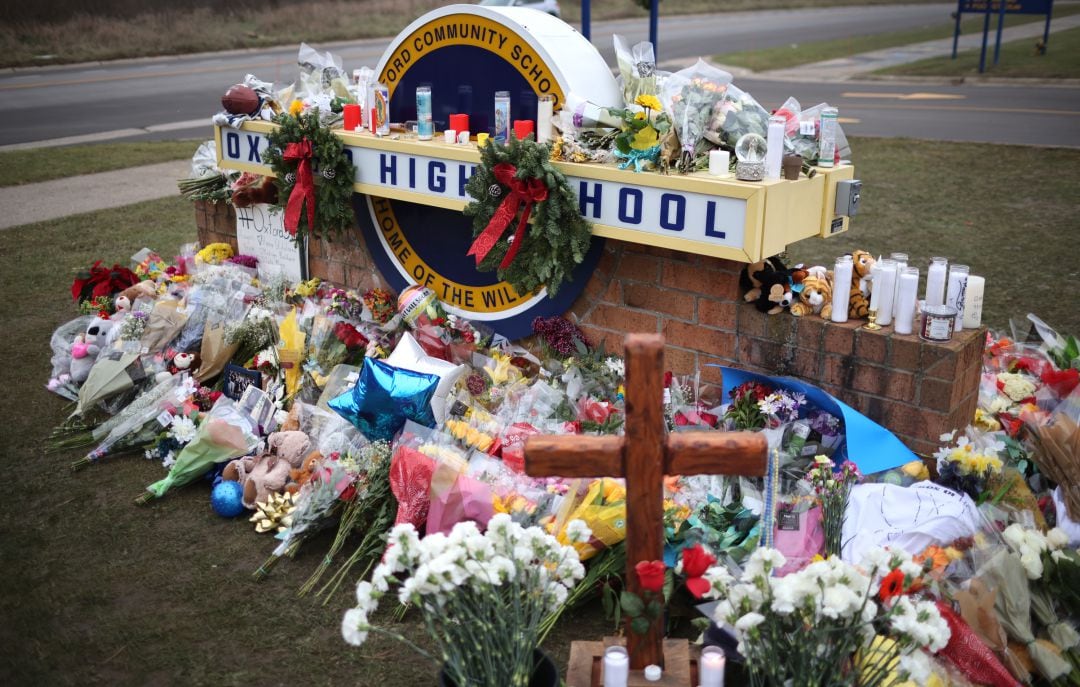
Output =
[
  {"x1": 713, "y1": 5, "x2": 1080, "y2": 73},
  {"x1": 0, "y1": 140, "x2": 201, "y2": 187},
  {"x1": 877, "y1": 24, "x2": 1080, "y2": 78}
]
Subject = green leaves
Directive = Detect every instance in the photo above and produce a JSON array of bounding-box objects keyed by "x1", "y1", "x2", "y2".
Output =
[
  {"x1": 619, "y1": 590, "x2": 645, "y2": 618},
  {"x1": 630, "y1": 617, "x2": 652, "y2": 636},
  {"x1": 619, "y1": 590, "x2": 662, "y2": 636}
]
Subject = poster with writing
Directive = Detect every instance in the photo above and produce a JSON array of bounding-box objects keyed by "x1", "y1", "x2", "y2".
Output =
[{"x1": 235, "y1": 203, "x2": 308, "y2": 284}]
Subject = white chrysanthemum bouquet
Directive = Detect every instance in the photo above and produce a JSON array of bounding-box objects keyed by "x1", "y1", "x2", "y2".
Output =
[{"x1": 342, "y1": 514, "x2": 590, "y2": 687}]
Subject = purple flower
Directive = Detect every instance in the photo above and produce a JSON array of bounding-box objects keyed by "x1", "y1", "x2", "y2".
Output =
[
  {"x1": 532, "y1": 316, "x2": 591, "y2": 357},
  {"x1": 227, "y1": 254, "x2": 259, "y2": 268}
]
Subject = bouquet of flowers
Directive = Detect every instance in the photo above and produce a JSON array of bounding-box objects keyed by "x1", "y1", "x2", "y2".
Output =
[
  {"x1": 342, "y1": 515, "x2": 590, "y2": 687},
  {"x1": 807, "y1": 455, "x2": 861, "y2": 557},
  {"x1": 933, "y1": 430, "x2": 1005, "y2": 502}
]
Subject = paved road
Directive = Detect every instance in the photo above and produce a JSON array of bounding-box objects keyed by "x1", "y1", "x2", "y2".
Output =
[{"x1": 1, "y1": 3, "x2": 1078, "y2": 149}]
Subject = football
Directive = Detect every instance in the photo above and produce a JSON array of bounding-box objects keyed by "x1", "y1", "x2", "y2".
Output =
[{"x1": 221, "y1": 84, "x2": 260, "y2": 116}]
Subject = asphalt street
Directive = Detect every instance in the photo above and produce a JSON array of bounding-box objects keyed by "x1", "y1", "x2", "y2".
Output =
[{"x1": 1, "y1": 3, "x2": 1078, "y2": 149}]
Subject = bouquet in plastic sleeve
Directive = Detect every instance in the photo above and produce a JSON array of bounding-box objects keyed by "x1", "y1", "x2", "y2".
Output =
[
  {"x1": 614, "y1": 35, "x2": 660, "y2": 107},
  {"x1": 75, "y1": 350, "x2": 145, "y2": 417},
  {"x1": 140, "y1": 298, "x2": 188, "y2": 354},
  {"x1": 661, "y1": 60, "x2": 733, "y2": 171},
  {"x1": 295, "y1": 42, "x2": 350, "y2": 115},
  {"x1": 552, "y1": 478, "x2": 627, "y2": 560},
  {"x1": 778, "y1": 98, "x2": 852, "y2": 166},
  {"x1": 1025, "y1": 386, "x2": 1080, "y2": 519},
  {"x1": 427, "y1": 446, "x2": 496, "y2": 535},
  {"x1": 704, "y1": 81, "x2": 771, "y2": 155},
  {"x1": 46, "y1": 315, "x2": 93, "y2": 400},
  {"x1": 137, "y1": 397, "x2": 260, "y2": 503},
  {"x1": 388, "y1": 428, "x2": 438, "y2": 529}
]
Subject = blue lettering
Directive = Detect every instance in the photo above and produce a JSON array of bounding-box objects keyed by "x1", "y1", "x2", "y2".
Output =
[
  {"x1": 578, "y1": 182, "x2": 602, "y2": 218},
  {"x1": 245, "y1": 134, "x2": 261, "y2": 163},
  {"x1": 704, "y1": 201, "x2": 726, "y2": 239},
  {"x1": 428, "y1": 161, "x2": 446, "y2": 193},
  {"x1": 660, "y1": 193, "x2": 686, "y2": 232},
  {"x1": 408, "y1": 157, "x2": 417, "y2": 189},
  {"x1": 225, "y1": 132, "x2": 240, "y2": 159},
  {"x1": 617, "y1": 188, "x2": 643, "y2": 225},
  {"x1": 380, "y1": 154, "x2": 397, "y2": 186},
  {"x1": 344, "y1": 149, "x2": 354, "y2": 165},
  {"x1": 457, "y1": 165, "x2": 474, "y2": 197}
]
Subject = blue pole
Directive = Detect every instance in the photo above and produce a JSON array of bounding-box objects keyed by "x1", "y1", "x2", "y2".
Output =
[
  {"x1": 993, "y1": 0, "x2": 1006, "y2": 65},
  {"x1": 952, "y1": 0, "x2": 963, "y2": 59},
  {"x1": 1043, "y1": 0, "x2": 1054, "y2": 51},
  {"x1": 649, "y1": 0, "x2": 659, "y2": 60},
  {"x1": 581, "y1": 0, "x2": 591, "y2": 41},
  {"x1": 978, "y1": 8, "x2": 991, "y2": 73}
]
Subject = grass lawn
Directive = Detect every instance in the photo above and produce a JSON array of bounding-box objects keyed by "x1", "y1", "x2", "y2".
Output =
[
  {"x1": 876, "y1": 24, "x2": 1080, "y2": 78},
  {"x1": 0, "y1": 140, "x2": 201, "y2": 187},
  {"x1": 2, "y1": 135, "x2": 1078, "y2": 684},
  {"x1": 713, "y1": 5, "x2": 1080, "y2": 73}
]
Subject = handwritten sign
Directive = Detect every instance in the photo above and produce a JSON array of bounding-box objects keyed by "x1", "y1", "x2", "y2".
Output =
[{"x1": 235, "y1": 203, "x2": 307, "y2": 284}]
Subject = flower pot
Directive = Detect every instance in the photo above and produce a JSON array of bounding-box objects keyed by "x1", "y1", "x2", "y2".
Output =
[{"x1": 437, "y1": 648, "x2": 559, "y2": 687}]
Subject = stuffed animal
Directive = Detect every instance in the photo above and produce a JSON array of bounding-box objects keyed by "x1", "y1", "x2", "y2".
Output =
[
  {"x1": 790, "y1": 272, "x2": 833, "y2": 319},
  {"x1": 222, "y1": 430, "x2": 312, "y2": 509},
  {"x1": 848, "y1": 250, "x2": 877, "y2": 320},
  {"x1": 740, "y1": 256, "x2": 787, "y2": 303},
  {"x1": 69, "y1": 315, "x2": 116, "y2": 384},
  {"x1": 287, "y1": 450, "x2": 324, "y2": 494},
  {"x1": 231, "y1": 176, "x2": 278, "y2": 208},
  {"x1": 168, "y1": 351, "x2": 201, "y2": 376},
  {"x1": 753, "y1": 268, "x2": 793, "y2": 316}
]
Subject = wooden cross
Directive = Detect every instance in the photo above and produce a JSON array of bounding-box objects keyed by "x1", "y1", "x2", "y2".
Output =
[{"x1": 525, "y1": 334, "x2": 767, "y2": 671}]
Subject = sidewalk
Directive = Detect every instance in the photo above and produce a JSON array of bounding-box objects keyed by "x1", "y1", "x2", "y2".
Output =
[
  {"x1": 755, "y1": 12, "x2": 1080, "y2": 81},
  {"x1": 0, "y1": 159, "x2": 190, "y2": 230}
]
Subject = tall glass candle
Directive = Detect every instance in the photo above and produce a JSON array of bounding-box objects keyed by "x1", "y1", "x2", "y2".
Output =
[
  {"x1": 889, "y1": 252, "x2": 908, "y2": 318},
  {"x1": 867, "y1": 262, "x2": 882, "y2": 312},
  {"x1": 831, "y1": 255, "x2": 853, "y2": 323},
  {"x1": 925, "y1": 256, "x2": 948, "y2": 307},
  {"x1": 700, "y1": 646, "x2": 726, "y2": 687},
  {"x1": 603, "y1": 646, "x2": 629, "y2": 687},
  {"x1": 894, "y1": 267, "x2": 920, "y2": 335},
  {"x1": 963, "y1": 275, "x2": 985, "y2": 329},
  {"x1": 537, "y1": 94, "x2": 555, "y2": 144},
  {"x1": 946, "y1": 264, "x2": 969, "y2": 331},
  {"x1": 416, "y1": 86, "x2": 433, "y2": 140},
  {"x1": 765, "y1": 115, "x2": 785, "y2": 180},
  {"x1": 817, "y1": 107, "x2": 838, "y2": 168},
  {"x1": 875, "y1": 258, "x2": 898, "y2": 326},
  {"x1": 493, "y1": 90, "x2": 510, "y2": 143}
]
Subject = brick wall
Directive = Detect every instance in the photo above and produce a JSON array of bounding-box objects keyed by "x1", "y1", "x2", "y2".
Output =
[{"x1": 195, "y1": 201, "x2": 983, "y2": 455}]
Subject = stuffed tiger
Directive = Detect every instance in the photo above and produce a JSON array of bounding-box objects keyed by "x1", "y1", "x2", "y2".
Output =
[
  {"x1": 790, "y1": 273, "x2": 833, "y2": 319},
  {"x1": 848, "y1": 250, "x2": 877, "y2": 320}
]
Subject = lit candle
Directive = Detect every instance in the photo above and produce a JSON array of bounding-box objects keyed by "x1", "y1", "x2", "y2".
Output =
[
  {"x1": 603, "y1": 646, "x2": 629, "y2": 687},
  {"x1": 831, "y1": 255, "x2": 853, "y2": 323},
  {"x1": 867, "y1": 262, "x2": 882, "y2": 313},
  {"x1": 946, "y1": 264, "x2": 969, "y2": 331},
  {"x1": 537, "y1": 94, "x2": 555, "y2": 144},
  {"x1": 875, "y1": 258, "x2": 898, "y2": 326},
  {"x1": 765, "y1": 115, "x2": 785, "y2": 180},
  {"x1": 925, "y1": 256, "x2": 948, "y2": 307},
  {"x1": 700, "y1": 646, "x2": 726, "y2": 687},
  {"x1": 963, "y1": 275, "x2": 984, "y2": 329},
  {"x1": 708, "y1": 150, "x2": 731, "y2": 177},
  {"x1": 894, "y1": 267, "x2": 920, "y2": 335}
]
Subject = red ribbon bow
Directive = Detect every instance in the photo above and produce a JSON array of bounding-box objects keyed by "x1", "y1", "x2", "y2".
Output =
[
  {"x1": 283, "y1": 139, "x2": 315, "y2": 236},
  {"x1": 467, "y1": 163, "x2": 549, "y2": 269}
]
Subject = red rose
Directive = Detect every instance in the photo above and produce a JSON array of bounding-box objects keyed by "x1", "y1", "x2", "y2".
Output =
[
  {"x1": 334, "y1": 322, "x2": 369, "y2": 350},
  {"x1": 681, "y1": 544, "x2": 717, "y2": 599},
  {"x1": 635, "y1": 560, "x2": 666, "y2": 594}
]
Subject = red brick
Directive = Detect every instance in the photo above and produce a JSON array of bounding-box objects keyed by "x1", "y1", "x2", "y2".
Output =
[
  {"x1": 663, "y1": 346, "x2": 698, "y2": 376},
  {"x1": 919, "y1": 378, "x2": 961, "y2": 412},
  {"x1": 699, "y1": 357, "x2": 732, "y2": 385},
  {"x1": 698, "y1": 299, "x2": 736, "y2": 330},
  {"x1": 794, "y1": 316, "x2": 827, "y2": 350},
  {"x1": 624, "y1": 283, "x2": 694, "y2": 321},
  {"x1": 596, "y1": 246, "x2": 619, "y2": 275},
  {"x1": 903, "y1": 436, "x2": 940, "y2": 459},
  {"x1": 661, "y1": 321, "x2": 735, "y2": 357},
  {"x1": 307, "y1": 256, "x2": 330, "y2": 281},
  {"x1": 854, "y1": 329, "x2": 888, "y2": 364},
  {"x1": 736, "y1": 304, "x2": 767, "y2": 338},
  {"x1": 602, "y1": 279, "x2": 622, "y2": 304},
  {"x1": 883, "y1": 369, "x2": 917, "y2": 403},
  {"x1": 584, "y1": 304, "x2": 658, "y2": 334},
  {"x1": 821, "y1": 354, "x2": 854, "y2": 388},
  {"x1": 325, "y1": 260, "x2": 346, "y2": 285},
  {"x1": 615, "y1": 252, "x2": 661, "y2": 283},
  {"x1": 694, "y1": 256, "x2": 742, "y2": 274},
  {"x1": 578, "y1": 326, "x2": 625, "y2": 356},
  {"x1": 889, "y1": 335, "x2": 922, "y2": 370},
  {"x1": 661, "y1": 262, "x2": 723, "y2": 294},
  {"x1": 850, "y1": 362, "x2": 886, "y2": 397},
  {"x1": 625, "y1": 243, "x2": 687, "y2": 262},
  {"x1": 744, "y1": 337, "x2": 783, "y2": 370},
  {"x1": 789, "y1": 348, "x2": 822, "y2": 379},
  {"x1": 823, "y1": 320, "x2": 858, "y2": 356},
  {"x1": 922, "y1": 346, "x2": 959, "y2": 380}
]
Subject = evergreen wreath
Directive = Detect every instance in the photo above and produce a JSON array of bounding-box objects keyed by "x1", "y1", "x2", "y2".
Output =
[
  {"x1": 464, "y1": 136, "x2": 593, "y2": 298},
  {"x1": 264, "y1": 111, "x2": 355, "y2": 243}
]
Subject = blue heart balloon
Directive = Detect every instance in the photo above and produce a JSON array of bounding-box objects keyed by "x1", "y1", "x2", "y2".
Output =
[{"x1": 329, "y1": 357, "x2": 439, "y2": 441}]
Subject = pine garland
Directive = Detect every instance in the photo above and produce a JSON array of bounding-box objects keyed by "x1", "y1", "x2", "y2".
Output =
[
  {"x1": 264, "y1": 111, "x2": 355, "y2": 243},
  {"x1": 464, "y1": 137, "x2": 593, "y2": 298}
]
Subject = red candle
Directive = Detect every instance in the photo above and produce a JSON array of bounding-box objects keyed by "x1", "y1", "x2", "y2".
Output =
[
  {"x1": 513, "y1": 119, "x2": 534, "y2": 140},
  {"x1": 449, "y1": 113, "x2": 469, "y2": 133},
  {"x1": 343, "y1": 103, "x2": 361, "y2": 131}
]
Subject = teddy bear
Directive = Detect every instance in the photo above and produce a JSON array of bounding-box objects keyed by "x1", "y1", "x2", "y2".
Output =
[
  {"x1": 287, "y1": 450, "x2": 324, "y2": 494},
  {"x1": 69, "y1": 315, "x2": 116, "y2": 384},
  {"x1": 790, "y1": 272, "x2": 833, "y2": 319},
  {"x1": 739, "y1": 256, "x2": 787, "y2": 303},
  {"x1": 231, "y1": 175, "x2": 279, "y2": 208},
  {"x1": 847, "y1": 250, "x2": 877, "y2": 320},
  {"x1": 752, "y1": 268, "x2": 793, "y2": 316},
  {"x1": 168, "y1": 351, "x2": 201, "y2": 376},
  {"x1": 221, "y1": 430, "x2": 312, "y2": 509}
]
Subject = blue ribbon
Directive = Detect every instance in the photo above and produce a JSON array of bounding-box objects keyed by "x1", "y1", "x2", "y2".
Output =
[{"x1": 613, "y1": 144, "x2": 661, "y2": 173}]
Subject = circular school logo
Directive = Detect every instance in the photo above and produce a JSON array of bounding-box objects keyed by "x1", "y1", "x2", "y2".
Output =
[{"x1": 354, "y1": 6, "x2": 617, "y2": 339}]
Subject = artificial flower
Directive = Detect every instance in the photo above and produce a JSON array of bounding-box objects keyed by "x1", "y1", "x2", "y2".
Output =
[
  {"x1": 680, "y1": 544, "x2": 717, "y2": 599},
  {"x1": 635, "y1": 560, "x2": 666, "y2": 593}
]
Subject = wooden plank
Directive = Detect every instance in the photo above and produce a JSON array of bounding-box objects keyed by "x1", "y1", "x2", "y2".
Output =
[
  {"x1": 665, "y1": 432, "x2": 768, "y2": 477},
  {"x1": 565, "y1": 638, "x2": 694, "y2": 687},
  {"x1": 622, "y1": 334, "x2": 667, "y2": 670},
  {"x1": 524, "y1": 436, "x2": 625, "y2": 478}
]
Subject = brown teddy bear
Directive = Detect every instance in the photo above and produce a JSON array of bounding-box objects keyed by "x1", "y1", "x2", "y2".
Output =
[
  {"x1": 222, "y1": 430, "x2": 311, "y2": 509},
  {"x1": 286, "y1": 450, "x2": 324, "y2": 494},
  {"x1": 790, "y1": 272, "x2": 833, "y2": 319}
]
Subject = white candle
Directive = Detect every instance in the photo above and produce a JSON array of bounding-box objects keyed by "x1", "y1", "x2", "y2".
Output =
[
  {"x1": 537, "y1": 94, "x2": 555, "y2": 144},
  {"x1": 831, "y1": 255, "x2": 853, "y2": 323},
  {"x1": 708, "y1": 150, "x2": 731, "y2": 177},
  {"x1": 875, "y1": 259, "x2": 898, "y2": 326},
  {"x1": 963, "y1": 275, "x2": 984, "y2": 328},
  {"x1": 457, "y1": 130, "x2": 470, "y2": 144},
  {"x1": 603, "y1": 646, "x2": 629, "y2": 687},
  {"x1": 925, "y1": 257, "x2": 948, "y2": 307},
  {"x1": 700, "y1": 646, "x2": 726, "y2": 687},
  {"x1": 894, "y1": 267, "x2": 920, "y2": 335},
  {"x1": 946, "y1": 264, "x2": 969, "y2": 331},
  {"x1": 444, "y1": 129, "x2": 457, "y2": 144},
  {"x1": 867, "y1": 262, "x2": 882, "y2": 313},
  {"x1": 765, "y1": 115, "x2": 785, "y2": 180}
]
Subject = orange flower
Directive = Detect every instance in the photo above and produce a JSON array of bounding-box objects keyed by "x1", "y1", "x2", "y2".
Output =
[
  {"x1": 915, "y1": 546, "x2": 950, "y2": 574},
  {"x1": 878, "y1": 569, "x2": 905, "y2": 602}
]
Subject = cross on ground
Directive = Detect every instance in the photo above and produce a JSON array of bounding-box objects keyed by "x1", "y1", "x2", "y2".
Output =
[{"x1": 526, "y1": 333, "x2": 767, "y2": 671}]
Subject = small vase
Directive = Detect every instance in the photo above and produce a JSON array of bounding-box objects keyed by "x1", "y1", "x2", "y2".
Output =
[{"x1": 437, "y1": 648, "x2": 559, "y2": 687}]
